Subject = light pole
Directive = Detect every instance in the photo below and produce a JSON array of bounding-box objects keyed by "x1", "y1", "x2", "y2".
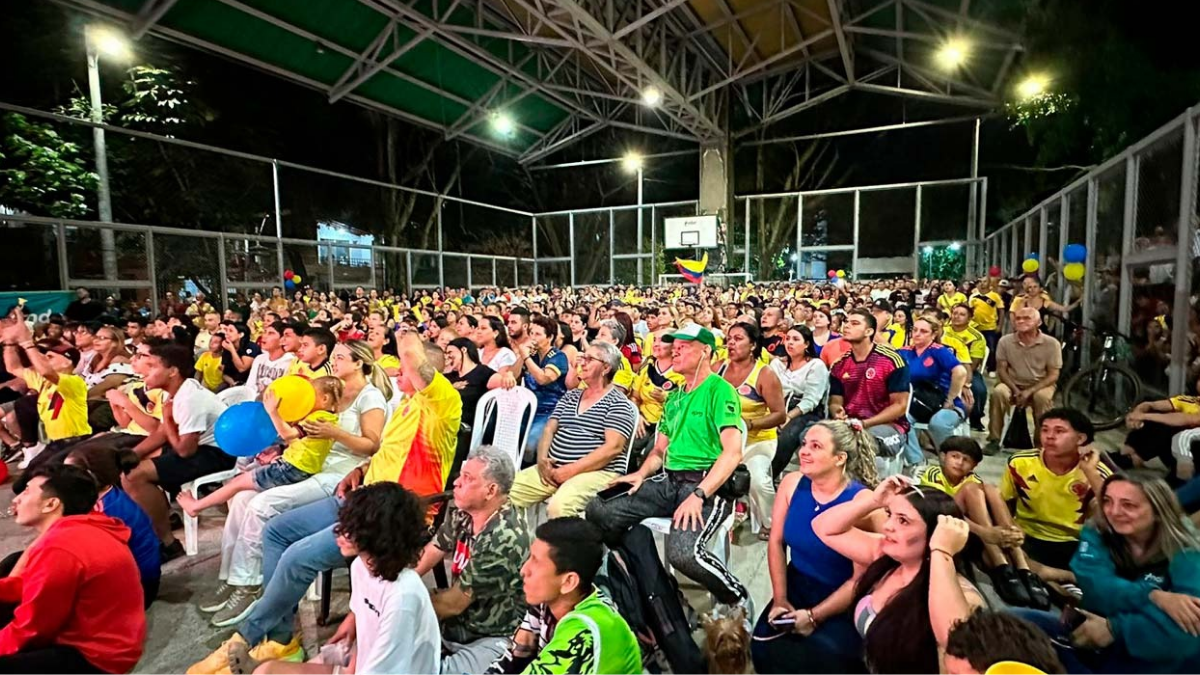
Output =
[
  {"x1": 84, "y1": 25, "x2": 130, "y2": 282},
  {"x1": 622, "y1": 153, "x2": 645, "y2": 283}
]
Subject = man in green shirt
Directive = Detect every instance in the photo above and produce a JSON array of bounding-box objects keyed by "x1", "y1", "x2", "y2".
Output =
[
  {"x1": 585, "y1": 323, "x2": 749, "y2": 606},
  {"x1": 486, "y1": 518, "x2": 641, "y2": 674}
]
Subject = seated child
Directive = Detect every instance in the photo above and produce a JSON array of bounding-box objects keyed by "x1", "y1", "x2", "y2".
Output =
[
  {"x1": 177, "y1": 376, "x2": 343, "y2": 516},
  {"x1": 918, "y1": 435, "x2": 1051, "y2": 609},
  {"x1": 195, "y1": 333, "x2": 226, "y2": 393}
]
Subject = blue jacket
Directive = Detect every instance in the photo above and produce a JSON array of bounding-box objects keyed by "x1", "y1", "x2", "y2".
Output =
[{"x1": 1072, "y1": 525, "x2": 1200, "y2": 672}]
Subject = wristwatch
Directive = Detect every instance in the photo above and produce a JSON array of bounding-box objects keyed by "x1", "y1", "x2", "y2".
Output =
[{"x1": 691, "y1": 486, "x2": 707, "y2": 501}]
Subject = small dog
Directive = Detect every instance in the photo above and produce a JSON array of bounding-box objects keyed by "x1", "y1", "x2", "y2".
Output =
[{"x1": 701, "y1": 606, "x2": 750, "y2": 674}]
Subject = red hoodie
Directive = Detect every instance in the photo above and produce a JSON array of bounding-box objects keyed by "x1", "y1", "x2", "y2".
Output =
[{"x1": 0, "y1": 514, "x2": 146, "y2": 673}]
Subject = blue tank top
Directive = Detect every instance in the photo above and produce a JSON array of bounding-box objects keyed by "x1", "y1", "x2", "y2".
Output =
[{"x1": 784, "y1": 476, "x2": 865, "y2": 594}]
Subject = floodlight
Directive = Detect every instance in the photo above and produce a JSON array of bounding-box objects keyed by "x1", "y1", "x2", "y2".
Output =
[
  {"x1": 948, "y1": 242, "x2": 961, "y2": 252},
  {"x1": 491, "y1": 112, "x2": 515, "y2": 136},
  {"x1": 1016, "y1": 74, "x2": 1049, "y2": 100},
  {"x1": 923, "y1": 246, "x2": 935, "y2": 254},
  {"x1": 641, "y1": 86, "x2": 663, "y2": 107},
  {"x1": 621, "y1": 152, "x2": 644, "y2": 173},
  {"x1": 87, "y1": 25, "x2": 131, "y2": 60},
  {"x1": 936, "y1": 38, "x2": 969, "y2": 70}
]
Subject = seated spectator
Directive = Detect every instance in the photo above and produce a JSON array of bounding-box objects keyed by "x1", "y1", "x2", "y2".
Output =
[
  {"x1": 176, "y1": 376, "x2": 343, "y2": 517},
  {"x1": 1122, "y1": 384, "x2": 1200, "y2": 485},
  {"x1": 486, "y1": 517, "x2": 641, "y2": 674},
  {"x1": 943, "y1": 610, "x2": 1065, "y2": 675},
  {"x1": 944, "y1": 304, "x2": 989, "y2": 432},
  {"x1": 827, "y1": 308, "x2": 911, "y2": 466},
  {"x1": 69, "y1": 321, "x2": 98, "y2": 376},
  {"x1": 568, "y1": 320, "x2": 636, "y2": 391},
  {"x1": 187, "y1": 334, "x2": 459, "y2": 674},
  {"x1": 286, "y1": 327, "x2": 334, "y2": 379},
  {"x1": 717, "y1": 321, "x2": 787, "y2": 539},
  {"x1": 768, "y1": 326, "x2": 829, "y2": 478},
  {"x1": 987, "y1": 308, "x2": 1061, "y2": 455},
  {"x1": 65, "y1": 444, "x2": 162, "y2": 607},
  {"x1": 194, "y1": 333, "x2": 226, "y2": 393},
  {"x1": 937, "y1": 281, "x2": 967, "y2": 315},
  {"x1": 122, "y1": 342, "x2": 231, "y2": 561},
  {"x1": 510, "y1": 341, "x2": 637, "y2": 518},
  {"x1": 366, "y1": 325, "x2": 400, "y2": 376},
  {"x1": 218, "y1": 322, "x2": 259, "y2": 387},
  {"x1": 194, "y1": 310, "x2": 223, "y2": 357},
  {"x1": 1000, "y1": 408, "x2": 1110, "y2": 582},
  {"x1": 0, "y1": 464, "x2": 146, "y2": 673},
  {"x1": 810, "y1": 308, "x2": 839, "y2": 357},
  {"x1": 474, "y1": 316, "x2": 519, "y2": 374},
  {"x1": 242, "y1": 484, "x2": 439, "y2": 675},
  {"x1": 919, "y1": 436, "x2": 1049, "y2": 609},
  {"x1": 242, "y1": 321, "x2": 295, "y2": 399},
  {"x1": 751, "y1": 420, "x2": 879, "y2": 674},
  {"x1": 83, "y1": 325, "x2": 133, "y2": 401},
  {"x1": 813, "y1": 477, "x2": 984, "y2": 674},
  {"x1": 413, "y1": 446, "x2": 527, "y2": 674},
  {"x1": 444, "y1": 337, "x2": 495, "y2": 473},
  {"x1": 629, "y1": 336, "x2": 685, "y2": 469},
  {"x1": 502, "y1": 316, "x2": 569, "y2": 461},
  {"x1": 899, "y1": 315, "x2": 969, "y2": 451},
  {"x1": 586, "y1": 324, "x2": 750, "y2": 612},
  {"x1": 1016, "y1": 471, "x2": 1200, "y2": 673},
  {"x1": 204, "y1": 341, "x2": 389, "y2": 628}
]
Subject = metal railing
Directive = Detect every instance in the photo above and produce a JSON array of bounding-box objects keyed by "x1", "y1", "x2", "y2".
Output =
[{"x1": 983, "y1": 104, "x2": 1200, "y2": 394}]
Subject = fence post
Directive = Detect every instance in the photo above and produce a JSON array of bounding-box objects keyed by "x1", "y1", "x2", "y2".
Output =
[
  {"x1": 743, "y1": 198, "x2": 750, "y2": 277},
  {"x1": 650, "y1": 206, "x2": 657, "y2": 285},
  {"x1": 146, "y1": 229, "x2": 158, "y2": 314},
  {"x1": 405, "y1": 251, "x2": 413, "y2": 293},
  {"x1": 796, "y1": 194, "x2": 803, "y2": 280},
  {"x1": 272, "y1": 160, "x2": 286, "y2": 287},
  {"x1": 437, "y1": 207, "x2": 445, "y2": 290},
  {"x1": 1038, "y1": 207, "x2": 1049, "y2": 271},
  {"x1": 1082, "y1": 178, "x2": 1098, "y2": 364},
  {"x1": 1118, "y1": 156, "x2": 1138, "y2": 339},
  {"x1": 852, "y1": 191, "x2": 860, "y2": 278},
  {"x1": 609, "y1": 210, "x2": 615, "y2": 285},
  {"x1": 56, "y1": 221, "x2": 69, "y2": 291},
  {"x1": 531, "y1": 216, "x2": 538, "y2": 285},
  {"x1": 466, "y1": 255, "x2": 472, "y2": 290},
  {"x1": 1058, "y1": 194, "x2": 1070, "y2": 307},
  {"x1": 217, "y1": 234, "x2": 229, "y2": 311},
  {"x1": 1170, "y1": 111, "x2": 1198, "y2": 393},
  {"x1": 569, "y1": 212, "x2": 576, "y2": 286},
  {"x1": 492, "y1": 257, "x2": 497, "y2": 287},
  {"x1": 912, "y1": 186, "x2": 922, "y2": 279}
]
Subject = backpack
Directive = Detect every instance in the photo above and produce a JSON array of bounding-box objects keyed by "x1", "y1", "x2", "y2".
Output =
[
  {"x1": 596, "y1": 524, "x2": 706, "y2": 674},
  {"x1": 1001, "y1": 407, "x2": 1036, "y2": 450}
]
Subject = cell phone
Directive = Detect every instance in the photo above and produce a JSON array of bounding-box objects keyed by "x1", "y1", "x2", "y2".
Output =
[
  {"x1": 1060, "y1": 605, "x2": 1087, "y2": 631},
  {"x1": 596, "y1": 483, "x2": 633, "y2": 501},
  {"x1": 769, "y1": 615, "x2": 796, "y2": 626}
]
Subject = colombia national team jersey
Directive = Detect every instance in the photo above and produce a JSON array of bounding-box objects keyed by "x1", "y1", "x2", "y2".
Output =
[{"x1": 828, "y1": 344, "x2": 910, "y2": 434}]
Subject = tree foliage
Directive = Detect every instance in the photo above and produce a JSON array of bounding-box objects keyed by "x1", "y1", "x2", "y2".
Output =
[{"x1": 0, "y1": 112, "x2": 98, "y2": 217}]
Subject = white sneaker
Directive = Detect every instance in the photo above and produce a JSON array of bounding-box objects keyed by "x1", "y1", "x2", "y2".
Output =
[{"x1": 18, "y1": 443, "x2": 44, "y2": 470}]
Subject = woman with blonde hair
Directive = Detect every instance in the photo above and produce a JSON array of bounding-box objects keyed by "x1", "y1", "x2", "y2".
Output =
[
  {"x1": 1015, "y1": 470, "x2": 1200, "y2": 673},
  {"x1": 751, "y1": 419, "x2": 880, "y2": 673},
  {"x1": 84, "y1": 325, "x2": 133, "y2": 399}
]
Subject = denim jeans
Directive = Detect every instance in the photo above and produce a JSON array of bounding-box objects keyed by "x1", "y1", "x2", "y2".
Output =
[
  {"x1": 969, "y1": 371, "x2": 988, "y2": 425},
  {"x1": 1177, "y1": 477, "x2": 1200, "y2": 513},
  {"x1": 238, "y1": 495, "x2": 343, "y2": 645},
  {"x1": 907, "y1": 408, "x2": 965, "y2": 460},
  {"x1": 523, "y1": 413, "x2": 551, "y2": 466},
  {"x1": 1009, "y1": 608, "x2": 1152, "y2": 674}
]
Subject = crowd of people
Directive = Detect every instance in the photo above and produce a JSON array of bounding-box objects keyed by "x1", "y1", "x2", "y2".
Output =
[{"x1": 0, "y1": 272, "x2": 1196, "y2": 675}]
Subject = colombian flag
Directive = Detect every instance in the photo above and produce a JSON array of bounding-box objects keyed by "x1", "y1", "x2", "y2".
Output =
[{"x1": 674, "y1": 252, "x2": 708, "y2": 284}]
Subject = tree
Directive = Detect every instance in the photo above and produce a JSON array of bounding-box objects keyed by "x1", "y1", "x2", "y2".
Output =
[{"x1": 0, "y1": 112, "x2": 98, "y2": 217}]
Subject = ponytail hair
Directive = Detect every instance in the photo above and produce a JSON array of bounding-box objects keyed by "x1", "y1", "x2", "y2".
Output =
[
  {"x1": 813, "y1": 420, "x2": 880, "y2": 488},
  {"x1": 343, "y1": 339, "x2": 395, "y2": 401}
]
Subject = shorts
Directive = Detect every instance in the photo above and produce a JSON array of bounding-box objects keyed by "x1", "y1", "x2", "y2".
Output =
[
  {"x1": 153, "y1": 445, "x2": 236, "y2": 494},
  {"x1": 1023, "y1": 536, "x2": 1079, "y2": 570},
  {"x1": 251, "y1": 459, "x2": 313, "y2": 491}
]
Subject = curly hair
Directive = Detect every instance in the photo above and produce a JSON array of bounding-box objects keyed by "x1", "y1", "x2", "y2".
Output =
[
  {"x1": 945, "y1": 610, "x2": 1065, "y2": 674},
  {"x1": 813, "y1": 420, "x2": 880, "y2": 488},
  {"x1": 335, "y1": 483, "x2": 426, "y2": 582}
]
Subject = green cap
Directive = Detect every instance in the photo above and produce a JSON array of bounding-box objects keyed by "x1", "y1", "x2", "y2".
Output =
[{"x1": 662, "y1": 323, "x2": 717, "y2": 349}]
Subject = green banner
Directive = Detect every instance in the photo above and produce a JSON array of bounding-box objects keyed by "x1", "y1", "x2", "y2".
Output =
[{"x1": 0, "y1": 291, "x2": 75, "y2": 322}]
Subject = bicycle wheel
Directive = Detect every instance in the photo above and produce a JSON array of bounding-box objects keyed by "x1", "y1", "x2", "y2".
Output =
[{"x1": 1062, "y1": 362, "x2": 1142, "y2": 431}]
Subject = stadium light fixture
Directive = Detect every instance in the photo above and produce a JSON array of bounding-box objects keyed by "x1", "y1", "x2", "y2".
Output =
[
  {"x1": 621, "y1": 152, "x2": 644, "y2": 173},
  {"x1": 641, "y1": 86, "x2": 662, "y2": 107},
  {"x1": 923, "y1": 246, "x2": 935, "y2": 254},
  {"x1": 948, "y1": 242, "x2": 961, "y2": 252},
  {"x1": 87, "y1": 25, "x2": 132, "y2": 61},
  {"x1": 936, "y1": 38, "x2": 969, "y2": 70},
  {"x1": 1016, "y1": 74, "x2": 1049, "y2": 100},
  {"x1": 491, "y1": 112, "x2": 515, "y2": 137}
]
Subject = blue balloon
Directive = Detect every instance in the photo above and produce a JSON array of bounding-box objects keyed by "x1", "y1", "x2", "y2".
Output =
[
  {"x1": 215, "y1": 402, "x2": 279, "y2": 457},
  {"x1": 1063, "y1": 243, "x2": 1087, "y2": 264},
  {"x1": 284, "y1": 279, "x2": 296, "y2": 290},
  {"x1": 1027, "y1": 252, "x2": 1039, "y2": 260}
]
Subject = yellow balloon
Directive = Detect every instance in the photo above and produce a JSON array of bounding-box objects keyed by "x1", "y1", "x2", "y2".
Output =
[
  {"x1": 1063, "y1": 262, "x2": 1085, "y2": 281},
  {"x1": 836, "y1": 270, "x2": 846, "y2": 278},
  {"x1": 1021, "y1": 258, "x2": 1040, "y2": 273},
  {"x1": 292, "y1": 275, "x2": 303, "y2": 284},
  {"x1": 268, "y1": 375, "x2": 317, "y2": 422}
]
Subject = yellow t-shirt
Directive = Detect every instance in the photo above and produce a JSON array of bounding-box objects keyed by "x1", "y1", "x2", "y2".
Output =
[
  {"x1": 365, "y1": 372, "x2": 462, "y2": 502},
  {"x1": 633, "y1": 359, "x2": 686, "y2": 424},
  {"x1": 282, "y1": 409, "x2": 340, "y2": 475},
  {"x1": 943, "y1": 326, "x2": 987, "y2": 363},
  {"x1": 887, "y1": 324, "x2": 908, "y2": 348},
  {"x1": 1000, "y1": 450, "x2": 1112, "y2": 543},
  {"x1": 195, "y1": 352, "x2": 225, "y2": 392},
  {"x1": 938, "y1": 292, "x2": 968, "y2": 314},
  {"x1": 1170, "y1": 395, "x2": 1200, "y2": 415},
  {"x1": 969, "y1": 292, "x2": 1002, "y2": 331},
  {"x1": 939, "y1": 334, "x2": 971, "y2": 364},
  {"x1": 287, "y1": 359, "x2": 333, "y2": 380},
  {"x1": 377, "y1": 354, "x2": 401, "y2": 373},
  {"x1": 120, "y1": 381, "x2": 165, "y2": 435},
  {"x1": 919, "y1": 465, "x2": 983, "y2": 497},
  {"x1": 23, "y1": 371, "x2": 91, "y2": 441}
]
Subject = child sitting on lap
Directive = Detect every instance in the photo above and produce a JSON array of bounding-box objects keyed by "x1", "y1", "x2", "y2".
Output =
[{"x1": 177, "y1": 376, "x2": 343, "y2": 516}]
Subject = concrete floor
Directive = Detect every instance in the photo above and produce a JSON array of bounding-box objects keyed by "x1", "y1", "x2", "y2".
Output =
[{"x1": 0, "y1": 421, "x2": 1127, "y2": 674}]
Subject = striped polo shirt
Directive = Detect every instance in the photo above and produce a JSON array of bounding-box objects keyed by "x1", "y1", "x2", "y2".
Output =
[
  {"x1": 548, "y1": 387, "x2": 638, "y2": 473},
  {"x1": 829, "y1": 343, "x2": 910, "y2": 433}
]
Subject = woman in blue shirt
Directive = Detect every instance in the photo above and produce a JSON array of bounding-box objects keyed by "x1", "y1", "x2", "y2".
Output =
[
  {"x1": 751, "y1": 420, "x2": 880, "y2": 674},
  {"x1": 899, "y1": 315, "x2": 968, "y2": 451}
]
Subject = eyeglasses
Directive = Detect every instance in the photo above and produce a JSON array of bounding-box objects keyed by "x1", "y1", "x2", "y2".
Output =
[{"x1": 577, "y1": 354, "x2": 603, "y2": 365}]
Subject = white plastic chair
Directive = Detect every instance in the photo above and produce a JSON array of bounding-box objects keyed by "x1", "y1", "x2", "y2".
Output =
[
  {"x1": 180, "y1": 468, "x2": 239, "y2": 556},
  {"x1": 469, "y1": 387, "x2": 538, "y2": 472},
  {"x1": 217, "y1": 385, "x2": 256, "y2": 407}
]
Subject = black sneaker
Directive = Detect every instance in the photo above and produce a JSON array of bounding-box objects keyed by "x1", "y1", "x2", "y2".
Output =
[
  {"x1": 983, "y1": 439, "x2": 1002, "y2": 456},
  {"x1": 970, "y1": 421, "x2": 986, "y2": 433},
  {"x1": 1019, "y1": 568, "x2": 1053, "y2": 610},
  {"x1": 988, "y1": 564, "x2": 1032, "y2": 607},
  {"x1": 161, "y1": 539, "x2": 185, "y2": 563},
  {"x1": 169, "y1": 511, "x2": 184, "y2": 531}
]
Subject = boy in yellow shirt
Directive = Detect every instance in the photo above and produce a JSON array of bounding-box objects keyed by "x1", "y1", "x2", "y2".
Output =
[
  {"x1": 178, "y1": 376, "x2": 343, "y2": 516},
  {"x1": 194, "y1": 333, "x2": 226, "y2": 392},
  {"x1": 1, "y1": 315, "x2": 92, "y2": 447}
]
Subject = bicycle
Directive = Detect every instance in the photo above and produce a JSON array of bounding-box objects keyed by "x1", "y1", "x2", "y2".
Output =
[{"x1": 1061, "y1": 326, "x2": 1142, "y2": 431}]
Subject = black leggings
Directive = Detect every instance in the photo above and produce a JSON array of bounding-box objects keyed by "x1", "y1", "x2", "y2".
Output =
[
  {"x1": 0, "y1": 645, "x2": 103, "y2": 674},
  {"x1": 772, "y1": 413, "x2": 820, "y2": 478},
  {"x1": 1124, "y1": 421, "x2": 1182, "y2": 477}
]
